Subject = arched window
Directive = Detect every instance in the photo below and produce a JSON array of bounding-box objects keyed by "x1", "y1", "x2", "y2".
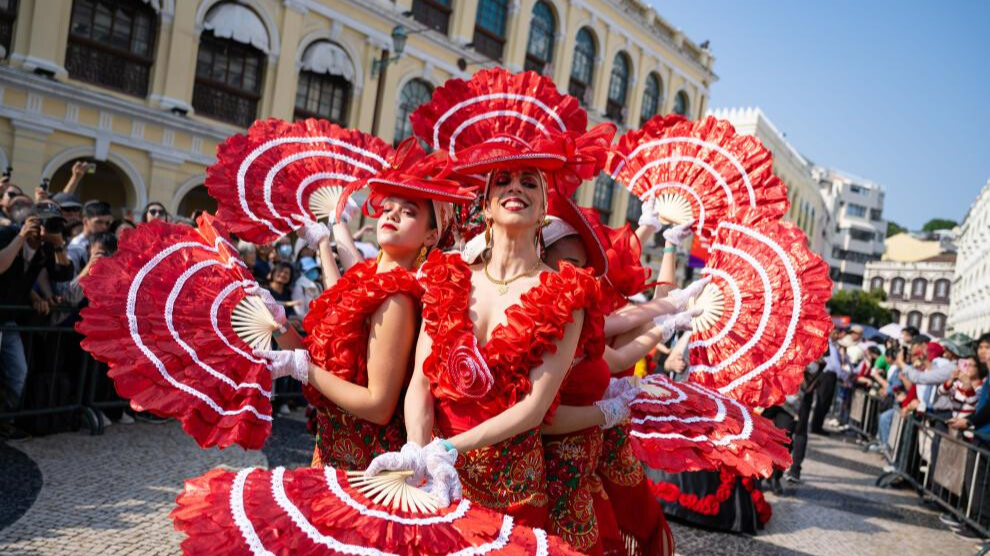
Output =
[
  {"x1": 929, "y1": 313, "x2": 946, "y2": 337},
  {"x1": 605, "y1": 52, "x2": 631, "y2": 123},
  {"x1": 178, "y1": 185, "x2": 218, "y2": 218},
  {"x1": 474, "y1": 0, "x2": 508, "y2": 60},
  {"x1": 411, "y1": 0, "x2": 451, "y2": 34},
  {"x1": 294, "y1": 41, "x2": 355, "y2": 125},
  {"x1": 673, "y1": 90, "x2": 690, "y2": 117},
  {"x1": 907, "y1": 311, "x2": 923, "y2": 329},
  {"x1": 640, "y1": 73, "x2": 662, "y2": 126},
  {"x1": 890, "y1": 277, "x2": 905, "y2": 298},
  {"x1": 394, "y1": 79, "x2": 433, "y2": 145},
  {"x1": 592, "y1": 173, "x2": 614, "y2": 220},
  {"x1": 870, "y1": 276, "x2": 884, "y2": 292},
  {"x1": 524, "y1": 1, "x2": 555, "y2": 74},
  {"x1": 626, "y1": 194, "x2": 642, "y2": 226},
  {"x1": 934, "y1": 279, "x2": 950, "y2": 301},
  {"x1": 0, "y1": 0, "x2": 20, "y2": 58},
  {"x1": 568, "y1": 28, "x2": 595, "y2": 106},
  {"x1": 66, "y1": 0, "x2": 158, "y2": 97},
  {"x1": 911, "y1": 277, "x2": 928, "y2": 300},
  {"x1": 193, "y1": 3, "x2": 269, "y2": 127}
]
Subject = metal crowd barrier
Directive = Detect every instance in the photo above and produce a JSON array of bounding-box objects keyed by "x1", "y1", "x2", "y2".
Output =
[
  {"x1": 1, "y1": 305, "x2": 306, "y2": 438},
  {"x1": 878, "y1": 411, "x2": 990, "y2": 543},
  {"x1": 847, "y1": 388, "x2": 883, "y2": 440}
]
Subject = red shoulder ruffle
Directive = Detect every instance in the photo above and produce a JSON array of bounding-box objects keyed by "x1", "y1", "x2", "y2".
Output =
[
  {"x1": 420, "y1": 251, "x2": 598, "y2": 418},
  {"x1": 303, "y1": 260, "x2": 422, "y2": 408}
]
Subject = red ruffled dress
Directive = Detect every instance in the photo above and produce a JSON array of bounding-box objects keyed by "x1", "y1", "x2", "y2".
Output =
[
  {"x1": 542, "y1": 298, "x2": 622, "y2": 555},
  {"x1": 419, "y1": 252, "x2": 597, "y2": 530},
  {"x1": 303, "y1": 260, "x2": 422, "y2": 470}
]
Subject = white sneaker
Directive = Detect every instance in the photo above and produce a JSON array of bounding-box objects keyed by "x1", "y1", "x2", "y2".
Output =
[
  {"x1": 278, "y1": 405, "x2": 291, "y2": 416},
  {"x1": 99, "y1": 411, "x2": 112, "y2": 428},
  {"x1": 118, "y1": 412, "x2": 135, "y2": 424}
]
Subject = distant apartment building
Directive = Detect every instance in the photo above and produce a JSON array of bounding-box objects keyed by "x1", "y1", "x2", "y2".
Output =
[
  {"x1": 814, "y1": 166, "x2": 887, "y2": 291},
  {"x1": 949, "y1": 180, "x2": 990, "y2": 337},
  {"x1": 709, "y1": 107, "x2": 831, "y2": 255}
]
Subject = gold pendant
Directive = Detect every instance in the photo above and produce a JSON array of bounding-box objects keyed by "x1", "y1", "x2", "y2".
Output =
[{"x1": 496, "y1": 284, "x2": 509, "y2": 295}]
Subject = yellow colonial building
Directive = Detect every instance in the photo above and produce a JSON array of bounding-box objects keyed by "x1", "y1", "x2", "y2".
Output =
[{"x1": 0, "y1": 0, "x2": 715, "y2": 223}]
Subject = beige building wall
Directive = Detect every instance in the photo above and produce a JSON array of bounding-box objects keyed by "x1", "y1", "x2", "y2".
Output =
[
  {"x1": 882, "y1": 233, "x2": 943, "y2": 263},
  {"x1": 0, "y1": 0, "x2": 715, "y2": 224}
]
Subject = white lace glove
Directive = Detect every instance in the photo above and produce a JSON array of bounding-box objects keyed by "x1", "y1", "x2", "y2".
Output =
[
  {"x1": 666, "y1": 276, "x2": 711, "y2": 311},
  {"x1": 334, "y1": 196, "x2": 360, "y2": 225},
  {"x1": 595, "y1": 393, "x2": 637, "y2": 429},
  {"x1": 654, "y1": 308, "x2": 701, "y2": 342},
  {"x1": 422, "y1": 439, "x2": 461, "y2": 508},
  {"x1": 662, "y1": 220, "x2": 695, "y2": 246},
  {"x1": 253, "y1": 348, "x2": 310, "y2": 384},
  {"x1": 604, "y1": 376, "x2": 637, "y2": 400},
  {"x1": 244, "y1": 283, "x2": 287, "y2": 327},
  {"x1": 365, "y1": 442, "x2": 427, "y2": 485},
  {"x1": 298, "y1": 220, "x2": 331, "y2": 250},
  {"x1": 638, "y1": 194, "x2": 662, "y2": 230}
]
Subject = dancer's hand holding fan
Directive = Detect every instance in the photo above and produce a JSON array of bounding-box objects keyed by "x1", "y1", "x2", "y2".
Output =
[{"x1": 77, "y1": 214, "x2": 284, "y2": 449}]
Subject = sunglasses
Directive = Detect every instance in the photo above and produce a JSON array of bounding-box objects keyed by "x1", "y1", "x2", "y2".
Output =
[
  {"x1": 148, "y1": 208, "x2": 167, "y2": 216},
  {"x1": 3, "y1": 190, "x2": 19, "y2": 198}
]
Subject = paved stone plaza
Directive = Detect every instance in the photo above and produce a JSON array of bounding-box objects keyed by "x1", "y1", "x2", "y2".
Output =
[{"x1": 0, "y1": 412, "x2": 980, "y2": 556}]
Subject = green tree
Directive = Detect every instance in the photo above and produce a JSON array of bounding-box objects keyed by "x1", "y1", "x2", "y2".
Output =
[
  {"x1": 922, "y1": 218, "x2": 957, "y2": 233},
  {"x1": 886, "y1": 221, "x2": 906, "y2": 237},
  {"x1": 827, "y1": 288, "x2": 892, "y2": 327}
]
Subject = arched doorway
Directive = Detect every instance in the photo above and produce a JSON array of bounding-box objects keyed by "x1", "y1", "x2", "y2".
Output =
[
  {"x1": 49, "y1": 158, "x2": 133, "y2": 217},
  {"x1": 177, "y1": 185, "x2": 218, "y2": 219}
]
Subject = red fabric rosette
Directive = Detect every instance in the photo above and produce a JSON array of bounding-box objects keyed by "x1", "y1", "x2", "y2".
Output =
[
  {"x1": 607, "y1": 115, "x2": 789, "y2": 247},
  {"x1": 76, "y1": 215, "x2": 272, "y2": 450},
  {"x1": 172, "y1": 465, "x2": 584, "y2": 556},
  {"x1": 629, "y1": 374, "x2": 792, "y2": 479},
  {"x1": 686, "y1": 207, "x2": 834, "y2": 407},
  {"x1": 444, "y1": 333, "x2": 495, "y2": 398}
]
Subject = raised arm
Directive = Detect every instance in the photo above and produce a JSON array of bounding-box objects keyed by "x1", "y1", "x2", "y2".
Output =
[
  {"x1": 604, "y1": 297, "x2": 678, "y2": 338},
  {"x1": 332, "y1": 222, "x2": 365, "y2": 272},
  {"x1": 447, "y1": 309, "x2": 585, "y2": 453},
  {"x1": 404, "y1": 319, "x2": 436, "y2": 446},
  {"x1": 304, "y1": 294, "x2": 416, "y2": 425}
]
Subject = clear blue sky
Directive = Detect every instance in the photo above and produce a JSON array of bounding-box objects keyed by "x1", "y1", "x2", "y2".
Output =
[{"x1": 650, "y1": 0, "x2": 990, "y2": 229}]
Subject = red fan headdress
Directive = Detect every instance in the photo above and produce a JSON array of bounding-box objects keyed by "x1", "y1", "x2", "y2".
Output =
[
  {"x1": 628, "y1": 373, "x2": 792, "y2": 478},
  {"x1": 172, "y1": 465, "x2": 584, "y2": 556},
  {"x1": 685, "y1": 207, "x2": 834, "y2": 407},
  {"x1": 410, "y1": 68, "x2": 612, "y2": 198},
  {"x1": 77, "y1": 215, "x2": 279, "y2": 449},
  {"x1": 607, "y1": 115, "x2": 789, "y2": 246}
]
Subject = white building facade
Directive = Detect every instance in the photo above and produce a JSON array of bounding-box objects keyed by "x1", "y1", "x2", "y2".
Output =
[
  {"x1": 815, "y1": 166, "x2": 887, "y2": 291},
  {"x1": 864, "y1": 255, "x2": 955, "y2": 338},
  {"x1": 949, "y1": 180, "x2": 990, "y2": 338},
  {"x1": 708, "y1": 107, "x2": 831, "y2": 255}
]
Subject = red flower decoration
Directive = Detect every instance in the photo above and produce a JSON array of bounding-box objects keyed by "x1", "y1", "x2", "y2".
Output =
[{"x1": 445, "y1": 333, "x2": 495, "y2": 398}]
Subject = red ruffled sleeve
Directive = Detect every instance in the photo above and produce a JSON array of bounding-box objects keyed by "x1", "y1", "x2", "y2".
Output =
[
  {"x1": 419, "y1": 251, "x2": 599, "y2": 425},
  {"x1": 302, "y1": 261, "x2": 422, "y2": 408}
]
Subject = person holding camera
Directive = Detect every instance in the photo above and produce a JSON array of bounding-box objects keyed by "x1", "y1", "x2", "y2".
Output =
[
  {"x1": 67, "y1": 201, "x2": 112, "y2": 273},
  {"x1": 0, "y1": 202, "x2": 74, "y2": 422}
]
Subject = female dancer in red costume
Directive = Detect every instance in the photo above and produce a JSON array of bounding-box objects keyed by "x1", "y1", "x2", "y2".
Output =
[{"x1": 253, "y1": 141, "x2": 476, "y2": 470}]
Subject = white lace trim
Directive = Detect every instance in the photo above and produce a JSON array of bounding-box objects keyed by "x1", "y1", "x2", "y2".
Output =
[
  {"x1": 230, "y1": 468, "x2": 276, "y2": 556},
  {"x1": 533, "y1": 528, "x2": 549, "y2": 556},
  {"x1": 125, "y1": 237, "x2": 271, "y2": 422},
  {"x1": 630, "y1": 376, "x2": 753, "y2": 445},
  {"x1": 236, "y1": 136, "x2": 389, "y2": 237},
  {"x1": 609, "y1": 135, "x2": 757, "y2": 207},
  {"x1": 322, "y1": 466, "x2": 472, "y2": 525},
  {"x1": 635, "y1": 182, "x2": 706, "y2": 239},
  {"x1": 449, "y1": 111, "x2": 550, "y2": 158},
  {"x1": 432, "y1": 92, "x2": 568, "y2": 154}
]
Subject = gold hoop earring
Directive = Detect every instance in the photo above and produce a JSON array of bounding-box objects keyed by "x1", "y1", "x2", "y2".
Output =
[
  {"x1": 415, "y1": 245, "x2": 428, "y2": 267},
  {"x1": 484, "y1": 219, "x2": 493, "y2": 247},
  {"x1": 376, "y1": 251, "x2": 384, "y2": 265}
]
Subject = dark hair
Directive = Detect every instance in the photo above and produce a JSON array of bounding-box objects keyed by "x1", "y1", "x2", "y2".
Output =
[
  {"x1": 269, "y1": 261, "x2": 295, "y2": 283},
  {"x1": 978, "y1": 333, "x2": 990, "y2": 347},
  {"x1": 867, "y1": 345, "x2": 882, "y2": 356},
  {"x1": 89, "y1": 232, "x2": 118, "y2": 255},
  {"x1": 903, "y1": 326, "x2": 919, "y2": 337},
  {"x1": 141, "y1": 202, "x2": 168, "y2": 223},
  {"x1": 83, "y1": 201, "x2": 112, "y2": 219},
  {"x1": 885, "y1": 347, "x2": 899, "y2": 360},
  {"x1": 110, "y1": 219, "x2": 135, "y2": 234}
]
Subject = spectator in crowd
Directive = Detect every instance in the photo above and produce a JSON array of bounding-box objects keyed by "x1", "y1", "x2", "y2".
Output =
[
  {"x1": 784, "y1": 357, "x2": 825, "y2": 484},
  {"x1": 67, "y1": 201, "x2": 113, "y2": 273},
  {"x1": 811, "y1": 328, "x2": 843, "y2": 435},
  {"x1": 51, "y1": 192, "x2": 83, "y2": 225},
  {"x1": 901, "y1": 326, "x2": 920, "y2": 346},
  {"x1": 264, "y1": 261, "x2": 295, "y2": 304},
  {"x1": 0, "y1": 182, "x2": 24, "y2": 226},
  {"x1": 110, "y1": 219, "x2": 135, "y2": 238},
  {"x1": 840, "y1": 324, "x2": 865, "y2": 349},
  {"x1": 950, "y1": 334, "x2": 990, "y2": 449},
  {"x1": 274, "y1": 237, "x2": 294, "y2": 263},
  {"x1": 0, "y1": 202, "x2": 74, "y2": 437},
  {"x1": 900, "y1": 340, "x2": 958, "y2": 421},
  {"x1": 253, "y1": 243, "x2": 274, "y2": 283},
  {"x1": 140, "y1": 202, "x2": 169, "y2": 223},
  {"x1": 939, "y1": 353, "x2": 983, "y2": 422},
  {"x1": 291, "y1": 257, "x2": 323, "y2": 319}
]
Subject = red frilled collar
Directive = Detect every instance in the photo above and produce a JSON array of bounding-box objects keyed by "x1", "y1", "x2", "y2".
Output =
[{"x1": 451, "y1": 123, "x2": 616, "y2": 198}]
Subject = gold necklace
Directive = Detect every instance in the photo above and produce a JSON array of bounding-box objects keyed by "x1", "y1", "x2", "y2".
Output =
[{"x1": 483, "y1": 255, "x2": 541, "y2": 295}]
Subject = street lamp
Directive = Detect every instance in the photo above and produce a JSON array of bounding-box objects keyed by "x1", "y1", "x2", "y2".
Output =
[{"x1": 370, "y1": 25, "x2": 409, "y2": 136}]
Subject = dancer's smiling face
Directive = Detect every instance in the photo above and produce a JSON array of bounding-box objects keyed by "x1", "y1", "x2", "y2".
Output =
[{"x1": 485, "y1": 168, "x2": 546, "y2": 232}]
